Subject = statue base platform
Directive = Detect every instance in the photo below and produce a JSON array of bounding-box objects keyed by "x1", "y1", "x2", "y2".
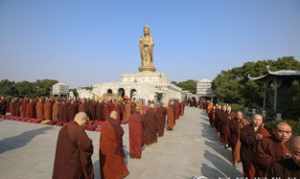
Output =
[{"x1": 139, "y1": 65, "x2": 156, "y2": 72}]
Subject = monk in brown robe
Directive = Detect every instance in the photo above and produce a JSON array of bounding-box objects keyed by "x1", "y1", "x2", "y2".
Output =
[
  {"x1": 53, "y1": 112, "x2": 94, "y2": 179},
  {"x1": 9, "y1": 98, "x2": 17, "y2": 116},
  {"x1": 123, "y1": 100, "x2": 131, "y2": 124},
  {"x1": 67, "y1": 100, "x2": 78, "y2": 122},
  {"x1": 95, "y1": 101, "x2": 104, "y2": 121},
  {"x1": 214, "y1": 105, "x2": 222, "y2": 133},
  {"x1": 267, "y1": 136, "x2": 300, "y2": 179},
  {"x1": 255, "y1": 122, "x2": 293, "y2": 177},
  {"x1": 157, "y1": 105, "x2": 167, "y2": 137},
  {"x1": 207, "y1": 102, "x2": 214, "y2": 127},
  {"x1": 60, "y1": 100, "x2": 67, "y2": 122},
  {"x1": 25, "y1": 99, "x2": 35, "y2": 118},
  {"x1": 229, "y1": 111, "x2": 249, "y2": 166},
  {"x1": 167, "y1": 101, "x2": 175, "y2": 130},
  {"x1": 220, "y1": 106, "x2": 231, "y2": 147},
  {"x1": 79, "y1": 99, "x2": 87, "y2": 113},
  {"x1": 100, "y1": 111, "x2": 129, "y2": 179},
  {"x1": 52, "y1": 100, "x2": 60, "y2": 121},
  {"x1": 20, "y1": 98, "x2": 27, "y2": 118},
  {"x1": 128, "y1": 105, "x2": 144, "y2": 159},
  {"x1": 44, "y1": 98, "x2": 53, "y2": 121},
  {"x1": 142, "y1": 104, "x2": 159, "y2": 145},
  {"x1": 240, "y1": 114, "x2": 270, "y2": 179},
  {"x1": 36, "y1": 98, "x2": 44, "y2": 121}
]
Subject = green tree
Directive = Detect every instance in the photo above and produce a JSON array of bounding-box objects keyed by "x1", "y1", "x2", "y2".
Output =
[
  {"x1": 212, "y1": 56, "x2": 300, "y2": 116},
  {"x1": 0, "y1": 79, "x2": 17, "y2": 96},
  {"x1": 175, "y1": 80, "x2": 197, "y2": 94}
]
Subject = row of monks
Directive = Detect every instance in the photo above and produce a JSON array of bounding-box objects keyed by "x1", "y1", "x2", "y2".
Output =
[
  {"x1": 0, "y1": 96, "x2": 184, "y2": 128},
  {"x1": 205, "y1": 102, "x2": 300, "y2": 179},
  {"x1": 0, "y1": 96, "x2": 186, "y2": 179}
]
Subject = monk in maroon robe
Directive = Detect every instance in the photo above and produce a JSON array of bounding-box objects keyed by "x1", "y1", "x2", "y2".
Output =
[
  {"x1": 44, "y1": 98, "x2": 53, "y2": 121},
  {"x1": 142, "y1": 104, "x2": 159, "y2": 145},
  {"x1": 214, "y1": 106, "x2": 222, "y2": 133},
  {"x1": 157, "y1": 105, "x2": 167, "y2": 137},
  {"x1": 9, "y1": 98, "x2": 17, "y2": 116},
  {"x1": 167, "y1": 102, "x2": 175, "y2": 130},
  {"x1": 36, "y1": 98, "x2": 44, "y2": 121},
  {"x1": 79, "y1": 99, "x2": 87, "y2": 113},
  {"x1": 67, "y1": 100, "x2": 78, "y2": 122},
  {"x1": 52, "y1": 100, "x2": 60, "y2": 121},
  {"x1": 20, "y1": 98, "x2": 27, "y2": 118},
  {"x1": 123, "y1": 100, "x2": 131, "y2": 124},
  {"x1": 128, "y1": 105, "x2": 144, "y2": 159},
  {"x1": 255, "y1": 122, "x2": 293, "y2": 177},
  {"x1": 53, "y1": 112, "x2": 94, "y2": 179},
  {"x1": 220, "y1": 106, "x2": 231, "y2": 147},
  {"x1": 228, "y1": 111, "x2": 248, "y2": 166},
  {"x1": 267, "y1": 136, "x2": 300, "y2": 179},
  {"x1": 240, "y1": 114, "x2": 271, "y2": 179},
  {"x1": 25, "y1": 99, "x2": 35, "y2": 118},
  {"x1": 100, "y1": 111, "x2": 129, "y2": 179},
  {"x1": 95, "y1": 101, "x2": 104, "y2": 121}
]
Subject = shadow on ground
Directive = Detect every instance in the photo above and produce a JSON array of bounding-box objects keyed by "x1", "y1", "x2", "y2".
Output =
[
  {"x1": 203, "y1": 150, "x2": 241, "y2": 178},
  {"x1": 201, "y1": 163, "x2": 226, "y2": 179},
  {"x1": 0, "y1": 126, "x2": 52, "y2": 154}
]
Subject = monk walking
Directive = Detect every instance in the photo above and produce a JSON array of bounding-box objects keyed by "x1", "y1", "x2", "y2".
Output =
[
  {"x1": 267, "y1": 136, "x2": 300, "y2": 179},
  {"x1": 240, "y1": 114, "x2": 270, "y2": 179},
  {"x1": 167, "y1": 101, "x2": 175, "y2": 130},
  {"x1": 228, "y1": 111, "x2": 248, "y2": 166},
  {"x1": 100, "y1": 111, "x2": 129, "y2": 179},
  {"x1": 36, "y1": 97, "x2": 44, "y2": 121},
  {"x1": 44, "y1": 98, "x2": 53, "y2": 121},
  {"x1": 52, "y1": 112, "x2": 94, "y2": 179},
  {"x1": 128, "y1": 105, "x2": 144, "y2": 159},
  {"x1": 256, "y1": 122, "x2": 293, "y2": 177}
]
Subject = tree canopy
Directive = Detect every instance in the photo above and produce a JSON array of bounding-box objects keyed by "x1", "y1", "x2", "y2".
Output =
[
  {"x1": 0, "y1": 79, "x2": 58, "y2": 97},
  {"x1": 212, "y1": 56, "x2": 300, "y2": 119},
  {"x1": 173, "y1": 80, "x2": 197, "y2": 94}
]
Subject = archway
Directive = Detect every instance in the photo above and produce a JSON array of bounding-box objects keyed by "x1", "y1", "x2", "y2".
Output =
[
  {"x1": 130, "y1": 89, "x2": 137, "y2": 99},
  {"x1": 118, "y1": 88, "x2": 125, "y2": 98},
  {"x1": 107, "y1": 89, "x2": 113, "y2": 94}
]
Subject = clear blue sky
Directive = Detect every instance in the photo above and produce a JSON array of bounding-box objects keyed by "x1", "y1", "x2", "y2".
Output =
[{"x1": 0, "y1": 0, "x2": 299, "y2": 87}]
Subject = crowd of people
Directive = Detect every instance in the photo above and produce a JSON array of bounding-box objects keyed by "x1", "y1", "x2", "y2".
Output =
[
  {"x1": 0, "y1": 95, "x2": 187, "y2": 179},
  {"x1": 204, "y1": 101, "x2": 300, "y2": 179}
]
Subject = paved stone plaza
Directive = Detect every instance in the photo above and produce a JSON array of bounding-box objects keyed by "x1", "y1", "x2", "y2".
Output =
[{"x1": 0, "y1": 108, "x2": 242, "y2": 179}]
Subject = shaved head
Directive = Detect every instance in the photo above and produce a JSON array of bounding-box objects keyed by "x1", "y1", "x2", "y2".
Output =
[
  {"x1": 289, "y1": 136, "x2": 300, "y2": 166},
  {"x1": 236, "y1": 111, "x2": 244, "y2": 120},
  {"x1": 252, "y1": 114, "x2": 264, "y2": 128},
  {"x1": 289, "y1": 136, "x2": 300, "y2": 151},
  {"x1": 275, "y1": 122, "x2": 292, "y2": 143},
  {"x1": 277, "y1": 122, "x2": 292, "y2": 131}
]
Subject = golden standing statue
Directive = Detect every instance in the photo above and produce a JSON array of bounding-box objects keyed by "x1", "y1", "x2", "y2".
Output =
[{"x1": 139, "y1": 25, "x2": 156, "y2": 72}]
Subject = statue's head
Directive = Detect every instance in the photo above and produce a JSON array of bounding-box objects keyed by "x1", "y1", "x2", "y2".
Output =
[{"x1": 144, "y1": 25, "x2": 151, "y2": 36}]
